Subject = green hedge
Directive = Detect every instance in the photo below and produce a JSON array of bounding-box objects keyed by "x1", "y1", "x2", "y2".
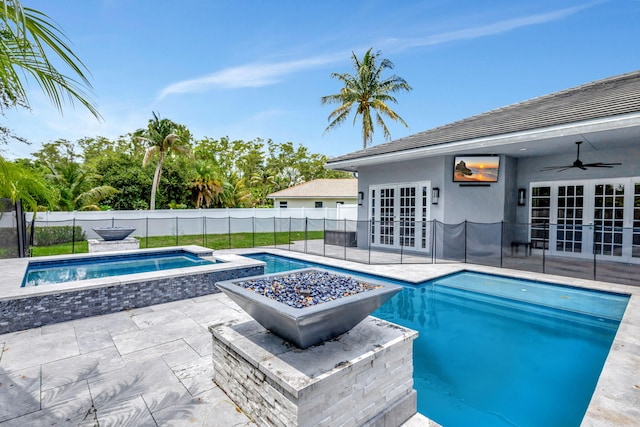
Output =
[{"x1": 34, "y1": 226, "x2": 86, "y2": 246}]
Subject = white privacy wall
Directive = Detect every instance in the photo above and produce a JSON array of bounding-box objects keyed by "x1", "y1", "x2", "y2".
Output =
[{"x1": 29, "y1": 207, "x2": 358, "y2": 238}]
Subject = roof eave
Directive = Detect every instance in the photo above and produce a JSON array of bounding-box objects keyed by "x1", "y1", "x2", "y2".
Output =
[{"x1": 326, "y1": 112, "x2": 640, "y2": 171}]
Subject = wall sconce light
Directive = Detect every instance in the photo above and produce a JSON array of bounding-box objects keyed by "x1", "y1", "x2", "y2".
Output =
[
  {"x1": 517, "y1": 188, "x2": 526, "y2": 206},
  {"x1": 432, "y1": 187, "x2": 440, "y2": 205},
  {"x1": 358, "y1": 191, "x2": 364, "y2": 206}
]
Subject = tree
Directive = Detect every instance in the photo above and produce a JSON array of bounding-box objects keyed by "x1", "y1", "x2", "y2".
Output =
[
  {"x1": 249, "y1": 170, "x2": 276, "y2": 207},
  {"x1": 0, "y1": 0, "x2": 99, "y2": 118},
  {"x1": 137, "y1": 112, "x2": 191, "y2": 210},
  {"x1": 190, "y1": 160, "x2": 224, "y2": 208},
  {"x1": 277, "y1": 166, "x2": 304, "y2": 189},
  {"x1": 0, "y1": 156, "x2": 52, "y2": 211},
  {"x1": 321, "y1": 48, "x2": 412, "y2": 149},
  {"x1": 44, "y1": 161, "x2": 118, "y2": 211}
]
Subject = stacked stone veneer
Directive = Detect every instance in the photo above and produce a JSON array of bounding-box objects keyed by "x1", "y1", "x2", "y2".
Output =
[
  {"x1": 88, "y1": 238, "x2": 140, "y2": 253},
  {"x1": 211, "y1": 317, "x2": 418, "y2": 427},
  {"x1": 0, "y1": 265, "x2": 262, "y2": 334}
]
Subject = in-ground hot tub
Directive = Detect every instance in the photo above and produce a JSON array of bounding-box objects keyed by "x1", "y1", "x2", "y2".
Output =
[{"x1": 0, "y1": 246, "x2": 264, "y2": 334}]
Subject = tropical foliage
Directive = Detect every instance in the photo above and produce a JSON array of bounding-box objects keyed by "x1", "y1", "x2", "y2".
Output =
[
  {"x1": 0, "y1": 0, "x2": 99, "y2": 209},
  {"x1": 2, "y1": 118, "x2": 351, "y2": 211},
  {"x1": 0, "y1": 0, "x2": 99, "y2": 118},
  {"x1": 322, "y1": 48, "x2": 412, "y2": 149},
  {"x1": 137, "y1": 112, "x2": 191, "y2": 210},
  {"x1": 44, "y1": 161, "x2": 118, "y2": 211}
]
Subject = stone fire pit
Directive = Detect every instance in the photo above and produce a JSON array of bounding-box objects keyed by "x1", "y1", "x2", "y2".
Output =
[
  {"x1": 92, "y1": 226, "x2": 136, "y2": 241},
  {"x1": 215, "y1": 268, "x2": 401, "y2": 348}
]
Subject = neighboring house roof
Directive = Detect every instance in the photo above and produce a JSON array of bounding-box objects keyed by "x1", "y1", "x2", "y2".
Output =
[
  {"x1": 268, "y1": 179, "x2": 357, "y2": 199},
  {"x1": 327, "y1": 70, "x2": 640, "y2": 165}
]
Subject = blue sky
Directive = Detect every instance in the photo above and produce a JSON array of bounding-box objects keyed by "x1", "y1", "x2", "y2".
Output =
[{"x1": 3, "y1": 0, "x2": 640, "y2": 160}]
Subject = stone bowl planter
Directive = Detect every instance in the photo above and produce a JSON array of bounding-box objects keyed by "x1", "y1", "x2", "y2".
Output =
[
  {"x1": 215, "y1": 268, "x2": 402, "y2": 349},
  {"x1": 92, "y1": 227, "x2": 136, "y2": 241}
]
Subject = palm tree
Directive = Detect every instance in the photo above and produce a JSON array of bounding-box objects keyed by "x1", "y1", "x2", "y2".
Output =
[
  {"x1": 138, "y1": 112, "x2": 190, "y2": 210},
  {"x1": 277, "y1": 166, "x2": 304, "y2": 189},
  {"x1": 190, "y1": 160, "x2": 224, "y2": 208},
  {"x1": 0, "y1": 0, "x2": 99, "y2": 118},
  {"x1": 0, "y1": 156, "x2": 52, "y2": 211},
  {"x1": 250, "y1": 170, "x2": 276, "y2": 207},
  {"x1": 219, "y1": 173, "x2": 251, "y2": 208},
  {"x1": 45, "y1": 161, "x2": 118, "y2": 211},
  {"x1": 321, "y1": 48, "x2": 412, "y2": 149}
]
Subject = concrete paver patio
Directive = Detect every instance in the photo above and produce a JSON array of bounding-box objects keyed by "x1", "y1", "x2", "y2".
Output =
[{"x1": 0, "y1": 292, "x2": 260, "y2": 426}]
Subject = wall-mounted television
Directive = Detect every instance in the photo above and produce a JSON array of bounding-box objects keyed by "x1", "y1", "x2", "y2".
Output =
[{"x1": 453, "y1": 155, "x2": 500, "y2": 183}]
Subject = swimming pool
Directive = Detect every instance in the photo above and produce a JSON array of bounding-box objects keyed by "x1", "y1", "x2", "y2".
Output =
[
  {"x1": 245, "y1": 253, "x2": 629, "y2": 427},
  {"x1": 22, "y1": 249, "x2": 217, "y2": 287}
]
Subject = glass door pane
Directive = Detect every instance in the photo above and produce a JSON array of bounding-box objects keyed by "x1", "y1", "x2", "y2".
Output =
[
  {"x1": 379, "y1": 187, "x2": 395, "y2": 246},
  {"x1": 421, "y1": 185, "x2": 430, "y2": 250},
  {"x1": 634, "y1": 183, "x2": 640, "y2": 258},
  {"x1": 594, "y1": 183, "x2": 624, "y2": 256},
  {"x1": 530, "y1": 186, "x2": 551, "y2": 250},
  {"x1": 556, "y1": 185, "x2": 584, "y2": 253},
  {"x1": 399, "y1": 186, "x2": 416, "y2": 248}
]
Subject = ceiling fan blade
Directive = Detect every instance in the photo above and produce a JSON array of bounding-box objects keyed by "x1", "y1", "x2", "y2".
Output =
[
  {"x1": 541, "y1": 165, "x2": 573, "y2": 171},
  {"x1": 541, "y1": 165, "x2": 576, "y2": 172},
  {"x1": 582, "y1": 162, "x2": 622, "y2": 168}
]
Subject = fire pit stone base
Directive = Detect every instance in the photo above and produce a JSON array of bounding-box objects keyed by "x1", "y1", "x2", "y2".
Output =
[{"x1": 210, "y1": 316, "x2": 418, "y2": 427}]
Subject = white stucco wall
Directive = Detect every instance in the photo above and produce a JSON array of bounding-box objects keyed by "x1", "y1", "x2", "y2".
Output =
[
  {"x1": 357, "y1": 155, "x2": 510, "y2": 224},
  {"x1": 272, "y1": 198, "x2": 357, "y2": 209}
]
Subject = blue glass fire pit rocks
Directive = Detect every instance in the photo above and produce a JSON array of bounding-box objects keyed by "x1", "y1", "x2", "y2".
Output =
[{"x1": 215, "y1": 268, "x2": 402, "y2": 349}]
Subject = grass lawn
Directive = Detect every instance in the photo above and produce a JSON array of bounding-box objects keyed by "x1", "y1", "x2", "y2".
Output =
[{"x1": 30, "y1": 231, "x2": 325, "y2": 257}]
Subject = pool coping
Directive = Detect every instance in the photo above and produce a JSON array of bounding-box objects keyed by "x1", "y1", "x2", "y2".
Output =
[{"x1": 224, "y1": 248, "x2": 640, "y2": 427}]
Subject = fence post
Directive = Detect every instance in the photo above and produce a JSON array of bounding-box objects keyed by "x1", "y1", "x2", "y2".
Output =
[
  {"x1": 273, "y1": 217, "x2": 277, "y2": 248},
  {"x1": 433, "y1": 220, "x2": 438, "y2": 265},
  {"x1": 204, "y1": 216, "x2": 208, "y2": 248},
  {"x1": 500, "y1": 221, "x2": 504, "y2": 268},
  {"x1": 252, "y1": 216, "x2": 256, "y2": 249},
  {"x1": 343, "y1": 218, "x2": 347, "y2": 260},
  {"x1": 323, "y1": 218, "x2": 326, "y2": 257},
  {"x1": 175, "y1": 217, "x2": 179, "y2": 246},
  {"x1": 288, "y1": 217, "x2": 292, "y2": 252},
  {"x1": 368, "y1": 219, "x2": 372, "y2": 265},
  {"x1": 304, "y1": 217, "x2": 308, "y2": 254},
  {"x1": 202, "y1": 216, "x2": 205, "y2": 246},
  {"x1": 228, "y1": 216, "x2": 231, "y2": 249},
  {"x1": 543, "y1": 221, "x2": 548, "y2": 273},
  {"x1": 72, "y1": 218, "x2": 76, "y2": 254},
  {"x1": 593, "y1": 224, "x2": 597, "y2": 281},
  {"x1": 146, "y1": 217, "x2": 149, "y2": 249},
  {"x1": 464, "y1": 220, "x2": 468, "y2": 264},
  {"x1": 399, "y1": 220, "x2": 404, "y2": 265},
  {"x1": 431, "y1": 220, "x2": 435, "y2": 264}
]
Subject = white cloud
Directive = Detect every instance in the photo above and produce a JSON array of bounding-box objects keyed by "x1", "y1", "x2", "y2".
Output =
[
  {"x1": 157, "y1": 54, "x2": 343, "y2": 100},
  {"x1": 380, "y1": 4, "x2": 594, "y2": 51}
]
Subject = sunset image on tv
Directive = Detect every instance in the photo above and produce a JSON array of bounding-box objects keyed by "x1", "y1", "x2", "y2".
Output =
[{"x1": 453, "y1": 156, "x2": 500, "y2": 182}]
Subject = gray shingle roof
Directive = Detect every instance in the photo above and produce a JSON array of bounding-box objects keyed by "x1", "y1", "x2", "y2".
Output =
[
  {"x1": 327, "y1": 70, "x2": 640, "y2": 164},
  {"x1": 267, "y1": 178, "x2": 357, "y2": 198}
]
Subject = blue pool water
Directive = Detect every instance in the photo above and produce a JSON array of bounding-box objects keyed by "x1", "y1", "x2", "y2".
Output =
[
  {"x1": 22, "y1": 250, "x2": 216, "y2": 287},
  {"x1": 245, "y1": 253, "x2": 629, "y2": 427}
]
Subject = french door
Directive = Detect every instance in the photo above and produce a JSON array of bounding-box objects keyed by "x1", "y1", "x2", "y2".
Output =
[
  {"x1": 370, "y1": 182, "x2": 431, "y2": 251},
  {"x1": 530, "y1": 178, "x2": 639, "y2": 261}
]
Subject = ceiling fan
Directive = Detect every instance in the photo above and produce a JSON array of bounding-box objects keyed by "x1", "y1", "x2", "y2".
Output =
[{"x1": 541, "y1": 141, "x2": 621, "y2": 171}]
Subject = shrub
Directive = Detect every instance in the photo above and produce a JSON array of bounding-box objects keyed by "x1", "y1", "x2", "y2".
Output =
[{"x1": 34, "y1": 226, "x2": 86, "y2": 246}]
